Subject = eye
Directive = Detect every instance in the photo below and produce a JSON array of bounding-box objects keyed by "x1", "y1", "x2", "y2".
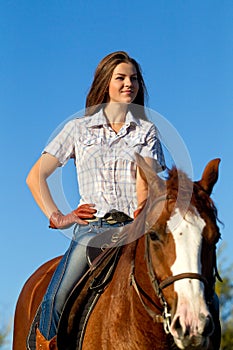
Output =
[{"x1": 148, "y1": 230, "x2": 160, "y2": 241}]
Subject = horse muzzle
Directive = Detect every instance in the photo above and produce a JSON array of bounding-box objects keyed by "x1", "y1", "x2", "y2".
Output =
[{"x1": 170, "y1": 312, "x2": 214, "y2": 349}]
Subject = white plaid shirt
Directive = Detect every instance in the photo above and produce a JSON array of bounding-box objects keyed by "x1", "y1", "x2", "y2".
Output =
[{"x1": 44, "y1": 109, "x2": 165, "y2": 218}]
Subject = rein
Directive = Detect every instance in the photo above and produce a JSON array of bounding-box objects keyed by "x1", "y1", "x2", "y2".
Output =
[
  {"x1": 129, "y1": 236, "x2": 171, "y2": 333},
  {"x1": 129, "y1": 193, "x2": 215, "y2": 335}
]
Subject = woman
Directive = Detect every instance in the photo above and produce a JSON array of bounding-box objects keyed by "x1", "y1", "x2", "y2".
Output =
[{"x1": 26, "y1": 51, "x2": 165, "y2": 349}]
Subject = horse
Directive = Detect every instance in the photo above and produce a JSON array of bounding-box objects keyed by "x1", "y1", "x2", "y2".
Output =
[{"x1": 13, "y1": 155, "x2": 222, "y2": 350}]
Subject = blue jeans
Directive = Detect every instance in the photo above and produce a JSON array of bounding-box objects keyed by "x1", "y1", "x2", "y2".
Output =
[{"x1": 39, "y1": 221, "x2": 129, "y2": 340}]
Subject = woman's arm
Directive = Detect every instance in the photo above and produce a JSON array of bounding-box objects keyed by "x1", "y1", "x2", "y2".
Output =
[
  {"x1": 136, "y1": 165, "x2": 148, "y2": 209},
  {"x1": 26, "y1": 153, "x2": 96, "y2": 228},
  {"x1": 135, "y1": 157, "x2": 159, "y2": 218},
  {"x1": 26, "y1": 153, "x2": 61, "y2": 218},
  {"x1": 136, "y1": 157, "x2": 158, "y2": 206}
]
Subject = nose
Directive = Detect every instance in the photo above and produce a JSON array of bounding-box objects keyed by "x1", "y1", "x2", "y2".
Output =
[{"x1": 124, "y1": 77, "x2": 132, "y2": 87}]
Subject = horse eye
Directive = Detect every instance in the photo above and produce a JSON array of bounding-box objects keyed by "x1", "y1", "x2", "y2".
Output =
[{"x1": 148, "y1": 230, "x2": 159, "y2": 241}]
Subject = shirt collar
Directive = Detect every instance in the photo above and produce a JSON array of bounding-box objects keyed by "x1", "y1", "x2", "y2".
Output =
[{"x1": 86, "y1": 108, "x2": 141, "y2": 128}]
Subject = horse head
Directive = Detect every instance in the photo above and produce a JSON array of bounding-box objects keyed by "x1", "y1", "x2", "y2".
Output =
[{"x1": 135, "y1": 154, "x2": 221, "y2": 349}]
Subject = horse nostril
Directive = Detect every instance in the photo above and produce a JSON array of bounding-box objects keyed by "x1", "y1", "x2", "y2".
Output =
[
  {"x1": 172, "y1": 315, "x2": 184, "y2": 336},
  {"x1": 174, "y1": 316, "x2": 181, "y2": 330},
  {"x1": 203, "y1": 315, "x2": 214, "y2": 336}
]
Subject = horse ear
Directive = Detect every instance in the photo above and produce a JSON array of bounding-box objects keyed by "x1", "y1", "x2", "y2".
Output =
[
  {"x1": 135, "y1": 153, "x2": 165, "y2": 195},
  {"x1": 197, "y1": 158, "x2": 221, "y2": 195}
]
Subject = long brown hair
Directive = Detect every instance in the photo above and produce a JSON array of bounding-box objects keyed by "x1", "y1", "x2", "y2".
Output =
[{"x1": 85, "y1": 51, "x2": 148, "y2": 119}]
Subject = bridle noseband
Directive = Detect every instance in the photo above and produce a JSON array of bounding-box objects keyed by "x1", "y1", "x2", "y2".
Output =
[{"x1": 130, "y1": 194, "x2": 217, "y2": 334}]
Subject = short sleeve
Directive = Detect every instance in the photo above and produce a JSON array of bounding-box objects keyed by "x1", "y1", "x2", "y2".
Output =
[
  {"x1": 140, "y1": 124, "x2": 166, "y2": 172},
  {"x1": 43, "y1": 120, "x2": 76, "y2": 166}
]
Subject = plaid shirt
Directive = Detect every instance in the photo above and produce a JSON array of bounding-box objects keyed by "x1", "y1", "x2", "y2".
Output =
[{"x1": 44, "y1": 109, "x2": 165, "y2": 218}]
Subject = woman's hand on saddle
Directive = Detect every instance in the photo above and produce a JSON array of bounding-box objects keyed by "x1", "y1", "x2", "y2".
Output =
[{"x1": 49, "y1": 204, "x2": 97, "y2": 229}]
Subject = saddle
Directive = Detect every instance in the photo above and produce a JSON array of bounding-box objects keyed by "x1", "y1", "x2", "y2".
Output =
[
  {"x1": 57, "y1": 229, "x2": 126, "y2": 350},
  {"x1": 27, "y1": 226, "x2": 127, "y2": 350}
]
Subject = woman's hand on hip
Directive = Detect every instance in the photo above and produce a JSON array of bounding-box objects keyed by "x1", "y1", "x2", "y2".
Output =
[{"x1": 49, "y1": 204, "x2": 97, "y2": 229}]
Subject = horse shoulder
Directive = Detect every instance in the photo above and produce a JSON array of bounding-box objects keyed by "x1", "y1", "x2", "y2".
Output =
[{"x1": 13, "y1": 256, "x2": 62, "y2": 350}]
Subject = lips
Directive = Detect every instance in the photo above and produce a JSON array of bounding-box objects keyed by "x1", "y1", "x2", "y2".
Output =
[{"x1": 122, "y1": 90, "x2": 133, "y2": 94}]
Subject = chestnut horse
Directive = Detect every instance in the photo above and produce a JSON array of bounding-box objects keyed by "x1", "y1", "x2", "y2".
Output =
[{"x1": 13, "y1": 155, "x2": 221, "y2": 349}]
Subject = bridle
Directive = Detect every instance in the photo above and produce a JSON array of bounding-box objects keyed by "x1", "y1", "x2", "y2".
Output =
[{"x1": 129, "y1": 194, "x2": 217, "y2": 334}]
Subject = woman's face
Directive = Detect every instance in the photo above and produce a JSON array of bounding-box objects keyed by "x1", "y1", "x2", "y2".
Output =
[{"x1": 107, "y1": 62, "x2": 139, "y2": 104}]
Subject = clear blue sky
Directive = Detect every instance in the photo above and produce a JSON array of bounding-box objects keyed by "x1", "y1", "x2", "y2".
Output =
[{"x1": 0, "y1": 1, "x2": 232, "y2": 347}]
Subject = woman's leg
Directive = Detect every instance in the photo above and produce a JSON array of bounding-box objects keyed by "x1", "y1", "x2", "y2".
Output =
[
  {"x1": 39, "y1": 225, "x2": 96, "y2": 340},
  {"x1": 38, "y1": 221, "x2": 129, "y2": 340}
]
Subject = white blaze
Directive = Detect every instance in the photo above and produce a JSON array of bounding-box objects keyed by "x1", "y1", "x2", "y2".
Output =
[
  {"x1": 167, "y1": 208, "x2": 212, "y2": 348},
  {"x1": 168, "y1": 207, "x2": 205, "y2": 281}
]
